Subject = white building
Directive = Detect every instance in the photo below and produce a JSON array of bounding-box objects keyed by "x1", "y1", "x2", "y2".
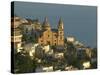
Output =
[
  {"x1": 65, "y1": 65, "x2": 78, "y2": 71},
  {"x1": 74, "y1": 41, "x2": 84, "y2": 47},
  {"x1": 54, "y1": 52, "x2": 64, "y2": 59},
  {"x1": 35, "y1": 66, "x2": 53, "y2": 72},
  {"x1": 42, "y1": 45, "x2": 51, "y2": 53},
  {"x1": 67, "y1": 36, "x2": 75, "y2": 43},
  {"x1": 23, "y1": 43, "x2": 39, "y2": 58},
  {"x1": 83, "y1": 61, "x2": 91, "y2": 69}
]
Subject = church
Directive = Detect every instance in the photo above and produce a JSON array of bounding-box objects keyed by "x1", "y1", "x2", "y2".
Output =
[{"x1": 34, "y1": 17, "x2": 64, "y2": 46}]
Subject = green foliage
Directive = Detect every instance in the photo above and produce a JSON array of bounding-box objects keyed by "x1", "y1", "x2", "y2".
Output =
[
  {"x1": 64, "y1": 42, "x2": 78, "y2": 66},
  {"x1": 14, "y1": 52, "x2": 36, "y2": 73}
]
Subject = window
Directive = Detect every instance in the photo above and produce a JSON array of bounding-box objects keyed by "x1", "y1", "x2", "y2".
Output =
[
  {"x1": 47, "y1": 41, "x2": 50, "y2": 45},
  {"x1": 54, "y1": 34, "x2": 56, "y2": 36},
  {"x1": 60, "y1": 32, "x2": 62, "y2": 34},
  {"x1": 48, "y1": 35, "x2": 50, "y2": 37},
  {"x1": 59, "y1": 32, "x2": 63, "y2": 35},
  {"x1": 55, "y1": 43, "x2": 56, "y2": 46},
  {"x1": 41, "y1": 40, "x2": 43, "y2": 42},
  {"x1": 54, "y1": 34, "x2": 57, "y2": 38}
]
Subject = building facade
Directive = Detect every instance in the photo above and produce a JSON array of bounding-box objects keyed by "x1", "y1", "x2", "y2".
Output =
[
  {"x1": 11, "y1": 16, "x2": 23, "y2": 52},
  {"x1": 38, "y1": 17, "x2": 64, "y2": 46},
  {"x1": 11, "y1": 16, "x2": 65, "y2": 47}
]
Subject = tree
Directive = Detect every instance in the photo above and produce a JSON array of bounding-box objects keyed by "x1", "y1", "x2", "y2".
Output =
[
  {"x1": 65, "y1": 42, "x2": 77, "y2": 67},
  {"x1": 91, "y1": 48, "x2": 97, "y2": 69},
  {"x1": 14, "y1": 52, "x2": 37, "y2": 73}
]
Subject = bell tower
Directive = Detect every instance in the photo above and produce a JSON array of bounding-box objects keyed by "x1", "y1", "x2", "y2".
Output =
[
  {"x1": 58, "y1": 17, "x2": 64, "y2": 30},
  {"x1": 42, "y1": 17, "x2": 51, "y2": 30},
  {"x1": 58, "y1": 17, "x2": 64, "y2": 46}
]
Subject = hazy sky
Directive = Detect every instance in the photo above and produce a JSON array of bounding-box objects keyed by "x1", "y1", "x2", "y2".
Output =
[{"x1": 13, "y1": 1, "x2": 97, "y2": 47}]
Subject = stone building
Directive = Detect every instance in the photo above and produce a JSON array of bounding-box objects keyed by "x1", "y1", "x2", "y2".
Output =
[{"x1": 37, "y1": 17, "x2": 64, "y2": 46}]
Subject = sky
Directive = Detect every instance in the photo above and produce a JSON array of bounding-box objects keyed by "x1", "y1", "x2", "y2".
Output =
[{"x1": 13, "y1": 1, "x2": 97, "y2": 47}]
